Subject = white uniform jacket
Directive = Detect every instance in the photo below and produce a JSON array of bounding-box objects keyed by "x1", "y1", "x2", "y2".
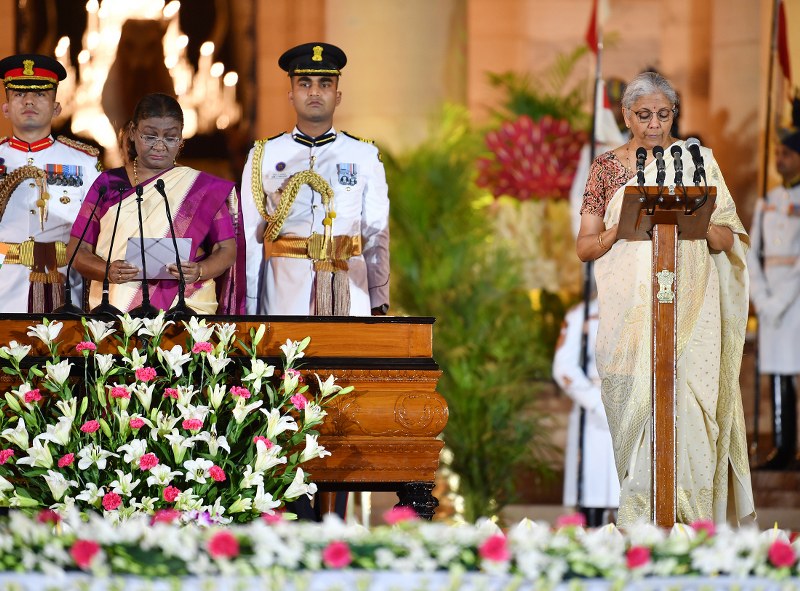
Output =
[
  {"x1": 0, "y1": 136, "x2": 101, "y2": 313},
  {"x1": 748, "y1": 182, "x2": 800, "y2": 374},
  {"x1": 241, "y1": 128, "x2": 389, "y2": 316},
  {"x1": 552, "y1": 300, "x2": 620, "y2": 508}
]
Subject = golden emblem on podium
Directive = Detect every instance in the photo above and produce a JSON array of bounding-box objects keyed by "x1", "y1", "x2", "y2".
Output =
[{"x1": 656, "y1": 269, "x2": 676, "y2": 304}]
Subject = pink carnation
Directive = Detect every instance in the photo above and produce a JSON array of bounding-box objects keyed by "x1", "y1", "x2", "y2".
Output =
[
  {"x1": 24, "y1": 389, "x2": 42, "y2": 403},
  {"x1": 285, "y1": 368, "x2": 305, "y2": 382},
  {"x1": 253, "y1": 436, "x2": 274, "y2": 448},
  {"x1": 192, "y1": 341, "x2": 213, "y2": 354},
  {"x1": 151, "y1": 509, "x2": 181, "y2": 524},
  {"x1": 626, "y1": 546, "x2": 651, "y2": 569},
  {"x1": 261, "y1": 511, "x2": 284, "y2": 524},
  {"x1": 182, "y1": 418, "x2": 203, "y2": 431},
  {"x1": 479, "y1": 534, "x2": 511, "y2": 562},
  {"x1": 109, "y1": 386, "x2": 130, "y2": 399},
  {"x1": 75, "y1": 341, "x2": 97, "y2": 353},
  {"x1": 129, "y1": 417, "x2": 145, "y2": 430},
  {"x1": 383, "y1": 505, "x2": 419, "y2": 525},
  {"x1": 768, "y1": 540, "x2": 797, "y2": 568},
  {"x1": 207, "y1": 531, "x2": 240, "y2": 559},
  {"x1": 230, "y1": 386, "x2": 251, "y2": 399},
  {"x1": 164, "y1": 388, "x2": 179, "y2": 399},
  {"x1": 80, "y1": 420, "x2": 100, "y2": 433},
  {"x1": 290, "y1": 394, "x2": 307, "y2": 410},
  {"x1": 689, "y1": 519, "x2": 716, "y2": 537},
  {"x1": 70, "y1": 539, "x2": 101, "y2": 570},
  {"x1": 102, "y1": 492, "x2": 122, "y2": 511},
  {"x1": 0, "y1": 449, "x2": 14, "y2": 464},
  {"x1": 139, "y1": 453, "x2": 159, "y2": 470},
  {"x1": 209, "y1": 465, "x2": 226, "y2": 482},
  {"x1": 322, "y1": 541, "x2": 353, "y2": 569},
  {"x1": 135, "y1": 367, "x2": 157, "y2": 382},
  {"x1": 58, "y1": 453, "x2": 74, "y2": 468},
  {"x1": 163, "y1": 486, "x2": 181, "y2": 502},
  {"x1": 555, "y1": 512, "x2": 587, "y2": 528},
  {"x1": 37, "y1": 509, "x2": 61, "y2": 525}
]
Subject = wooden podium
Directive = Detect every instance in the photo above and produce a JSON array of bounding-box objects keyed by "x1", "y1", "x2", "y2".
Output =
[
  {"x1": 0, "y1": 314, "x2": 447, "y2": 518},
  {"x1": 617, "y1": 184, "x2": 715, "y2": 528}
]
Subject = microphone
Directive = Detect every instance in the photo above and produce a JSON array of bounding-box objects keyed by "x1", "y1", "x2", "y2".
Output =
[
  {"x1": 685, "y1": 137, "x2": 706, "y2": 185},
  {"x1": 90, "y1": 185, "x2": 124, "y2": 318},
  {"x1": 55, "y1": 185, "x2": 107, "y2": 315},
  {"x1": 635, "y1": 147, "x2": 647, "y2": 187},
  {"x1": 128, "y1": 184, "x2": 159, "y2": 318},
  {"x1": 154, "y1": 179, "x2": 193, "y2": 319},
  {"x1": 670, "y1": 145, "x2": 684, "y2": 187},
  {"x1": 653, "y1": 145, "x2": 666, "y2": 188}
]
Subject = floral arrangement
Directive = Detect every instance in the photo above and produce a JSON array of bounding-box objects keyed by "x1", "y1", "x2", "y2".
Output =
[
  {"x1": 0, "y1": 314, "x2": 350, "y2": 523},
  {"x1": 1, "y1": 508, "x2": 799, "y2": 586}
]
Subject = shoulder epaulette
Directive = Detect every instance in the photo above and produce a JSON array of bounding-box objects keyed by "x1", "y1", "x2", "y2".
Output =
[
  {"x1": 342, "y1": 130, "x2": 375, "y2": 145},
  {"x1": 56, "y1": 135, "x2": 100, "y2": 158}
]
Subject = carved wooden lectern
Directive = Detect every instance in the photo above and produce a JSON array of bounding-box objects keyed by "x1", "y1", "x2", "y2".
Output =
[
  {"x1": 0, "y1": 315, "x2": 447, "y2": 519},
  {"x1": 616, "y1": 185, "x2": 716, "y2": 528}
]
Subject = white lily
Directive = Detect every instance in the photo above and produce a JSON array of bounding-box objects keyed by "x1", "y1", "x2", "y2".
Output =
[
  {"x1": 0, "y1": 475, "x2": 14, "y2": 492},
  {"x1": 45, "y1": 360, "x2": 73, "y2": 386},
  {"x1": 254, "y1": 440, "x2": 287, "y2": 472},
  {"x1": 183, "y1": 457, "x2": 214, "y2": 484},
  {"x1": 85, "y1": 318, "x2": 116, "y2": 343},
  {"x1": 132, "y1": 382, "x2": 155, "y2": 412},
  {"x1": 43, "y1": 470, "x2": 78, "y2": 501},
  {"x1": 282, "y1": 370, "x2": 300, "y2": 394},
  {"x1": 133, "y1": 496, "x2": 158, "y2": 513},
  {"x1": 76, "y1": 483, "x2": 104, "y2": 507},
  {"x1": 175, "y1": 385, "x2": 198, "y2": 406},
  {"x1": 26, "y1": 320, "x2": 63, "y2": 347},
  {"x1": 55, "y1": 398, "x2": 77, "y2": 422},
  {"x1": 163, "y1": 430, "x2": 194, "y2": 464},
  {"x1": 240, "y1": 465, "x2": 264, "y2": 489},
  {"x1": 109, "y1": 469, "x2": 141, "y2": 496},
  {"x1": 304, "y1": 402, "x2": 327, "y2": 425},
  {"x1": 77, "y1": 443, "x2": 118, "y2": 470},
  {"x1": 158, "y1": 345, "x2": 191, "y2": 377},
  {"x1": 184, "y1": 316, "x2": 215, "y2": 343},
  {"x1": 283, "y1": 467, "x2": 317, "y2": 501},
  {"x1": 174, "y1": 489, "x2": 202, "y2": 512},
  {"x1": 34, "y1": 417, "x2": 73, "y2": 447},
  {"x1": 189, "y1": 426, "x2": 230, "y2": 457},
  {"x1": 316, "y1": 373, "x2": 343, "y2": 398},
  {"x1": 1, "y1": 418, "x2": 29, "y2": 449},
  {"x1": 206, "y1": 353, "x2": 233, "y2": 376},
  {"x1": 207, "y1": 383, "x2": 227, "y2": 410},
  {"x1": 228, "y1": 496, "x2": 253, "y2": 514},
  {"x1": 16, "y1": 439, "x2": 54, "y2": 469},
  {"x1": 116, "y1": 439, "x2": 148, "y2": 464},
  {"x1": 260, "y1": 407, "x2": 299, "y2": 439},
  {"x1": 123, "y1": 347, "x2": 147, "y2": 371},
  {"x1": 146, "y1": 464, "x2": 182, "y2": 487},
  {"x1": 176, "y1": 402, "x2": 210, "y2": 422},
  {"x1": 118, "y1": 314, "x2": 144, "y2": 338},
  {"x1": 11, "y1": 383, "x2": 39, "y2": 411},
  {"x1": 0, "y1": 340, "x2": 31, "y2": 363},
  {"x1": 280, "y1": 337, "x2": 309, "y2": 366},
  {"x1": 10, "y1": 492, "x2": 38, "y2": 508},
  {"x1": 139, "y1": 311, "x2": 173, "y2": 340},
  {"x1": 95, "y1": 353, "x2": 115, "y2": 376},
  {"x1": 253, "y1": 485, "x2": 281, "y2": 513},
  {"x1": 242, "y1": 359, "x2": 275, "y2": 392},
  {"x1": 299, "y1": 433, "x2": 331, "y2": 462},
  {"x1": 232, "y1": 398, "x2": 263, "y2": 424},
  {"x1": 150, "y1": 413, "x2": 181, "y2": 441},
  {"x1": 215, "y1": 322, "x2": 237, "y2": 347}
]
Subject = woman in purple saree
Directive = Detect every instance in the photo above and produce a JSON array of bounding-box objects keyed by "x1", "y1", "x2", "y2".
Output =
[{"x1": 67, "y1": 93, "x2": 245, "y2": 315}]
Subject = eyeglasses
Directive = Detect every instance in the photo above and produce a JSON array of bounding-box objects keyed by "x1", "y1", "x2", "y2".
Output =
[
  {"x1": 137, "y1": 131, "x2": 182, "y2": 148},
  {"x1": 631, "y1": 108, "x2": 676, "y2": 123}
]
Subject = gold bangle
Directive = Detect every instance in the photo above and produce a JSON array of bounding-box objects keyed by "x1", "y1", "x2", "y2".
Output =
[{"x1": 598, "y1": 232, "x2": 610, "y2": 251}]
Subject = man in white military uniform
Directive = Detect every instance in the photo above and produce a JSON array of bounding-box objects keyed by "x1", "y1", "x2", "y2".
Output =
[
  {"x1": 241, "y1": 42, "x2": 389, "y2": 317},
  {"x1": 0, "y1": 53, "x2": 101, "y2": 313},
  {"x1": 748, "y1": 103, "x2": 800, "y2": 470},
  {"x1": 553, "y1": 297, "x2": 620, "y2": 526}
]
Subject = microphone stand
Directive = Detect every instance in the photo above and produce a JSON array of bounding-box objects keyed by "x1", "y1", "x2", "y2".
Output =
[
  {"x1": 154, "y1": 179, "x2": 193, "y2": 320},
  {"x1": 55, "y1": 185, "x2": 107, "y2": 315},
  {"x1": 90, "y1": 185, "x2": 124, "y2": 318},
  {"x1": 128, "y1": 184, "x2": 159, "y2": 318}
]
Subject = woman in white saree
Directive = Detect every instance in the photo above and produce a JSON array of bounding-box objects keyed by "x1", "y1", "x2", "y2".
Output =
[{"x1": 576, "y1": 72, "x2": 755, "y2": 526}]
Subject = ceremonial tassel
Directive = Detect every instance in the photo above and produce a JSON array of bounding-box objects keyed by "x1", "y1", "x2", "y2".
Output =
[
  {"x1": 28, "y1": 279, "x2": 46, "y2": 314},
  {"x1": 332, "y1": 269, "x2": 350, "y2": 316},
  {"x1": 314, "y1": 263, "x2": 334, "y2": 316}
]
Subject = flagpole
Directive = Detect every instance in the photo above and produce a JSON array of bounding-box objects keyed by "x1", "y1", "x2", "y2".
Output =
[{"x1": 577, "y1": 0, "x2": 604, "y2": 519}]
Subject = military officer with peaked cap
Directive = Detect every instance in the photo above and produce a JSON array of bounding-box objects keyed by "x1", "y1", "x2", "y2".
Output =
[
  {"x1": 241, "y1": 42, "x2": 390, "y2": 317},
  {"x1": 748, "y1": 96, "x2": 800, "y2": 470},
  {"x1": 0, "y1": 53, "x2": 101, "y2": 313}
]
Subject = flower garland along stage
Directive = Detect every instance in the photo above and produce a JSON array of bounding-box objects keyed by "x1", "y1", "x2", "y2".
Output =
[
  {"x1": 0, "y1": 314, "x2": 350, "y2": 521},
  {"x1": 0, "y1": 510, "x2": 800, "y2": 590}
]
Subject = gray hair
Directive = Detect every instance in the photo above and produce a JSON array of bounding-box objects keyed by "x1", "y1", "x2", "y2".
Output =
[{"x1": 621, "y1": 71, "x2": 679, "y2": 109}]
